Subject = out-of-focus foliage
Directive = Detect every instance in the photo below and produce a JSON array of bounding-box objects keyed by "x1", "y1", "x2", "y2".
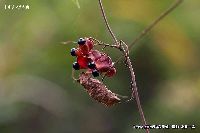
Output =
[
  {"x1": 0, "y1": 0, "x2": 200, "y2": 133},
  {"x1": 71, "y1": 0, "x2": 80, "y2": 9}
]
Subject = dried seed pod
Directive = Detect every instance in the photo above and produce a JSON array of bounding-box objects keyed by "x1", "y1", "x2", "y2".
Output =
[{"x1": 77, "y1": 72, "x2": 120, "y2": 106}]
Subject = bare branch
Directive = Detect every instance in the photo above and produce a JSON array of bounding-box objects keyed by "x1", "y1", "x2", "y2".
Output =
[
  {"x1": 98, "y1": 0, "x2": 118, "y2": 45},
  {"x1": 93, "y1": 38, "x2": 150, "y2": 133},
  {"x1": 120, "y1": 41, "x2": 149, "y2": 133},
  {"x1": 129, "y1": 0, "x2": 184, "y2": 50},
  {"x1": 97, "y1": 0, "x2": 150, "y2": 132}
]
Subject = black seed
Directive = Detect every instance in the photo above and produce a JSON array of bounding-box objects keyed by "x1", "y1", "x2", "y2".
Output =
[
  {"x1": 78, "y1": 38, "x2": 86, "y2": 45},
  {"x1": 92, "y1": 69, "x2": 99, "y2": 77},
  {"x1": 73, "y1": 62, "x2": 80, "y2": 70},
  {"x1": 88, "y1": 62, "x2": 96, "y2": 69},
  {"x1": 70, "y1": 48, "x2": 76, "y2": 56}
]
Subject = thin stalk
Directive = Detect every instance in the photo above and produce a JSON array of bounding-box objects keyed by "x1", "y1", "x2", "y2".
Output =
[
  {"x1": 120, "y1": 41, "x2": 149, "y2": 133},
  {"x1": 97, "y1": 0, "x2": 183, "y2": 133},
  {"x1": 97, "y1": 1, "x2": 149, "y2": 132},
  {"x1": 94, "y1": 39, "x2": 150, "y2": 133},
  {"x1": 98, "y1": 0, "x2": 118, "y2": 45},
  {"x1": 129, "y1": 0, "x2": 184, "y2": 50}
]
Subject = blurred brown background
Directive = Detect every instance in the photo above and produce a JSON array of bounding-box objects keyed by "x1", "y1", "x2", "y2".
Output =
[{"x1": 0, "y1": 0, "x2": 199, "y2": 133}]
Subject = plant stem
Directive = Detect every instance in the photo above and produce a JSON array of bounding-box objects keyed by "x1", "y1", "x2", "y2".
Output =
[
  {"x1": 94, "y1": 39, "x2": 150, "y2": 133},
  {"x1": 98, "y1": 0, "x2": 118, "y2": 45},
  {"x1": 97, "y1": 1, "x2": 149, "y2": 132},
  {"x1": 129, "y1": 0, "x2": 184, "y2": 50},
  {"x1": 97, "y1": 0, "x2": 183, "y2": 133},
  {"x1": 127, "y1": 56, "x2": 149, "y2": 133},
  {"x1": 120, "y1": 41, "x2": 149, "y2": 133}
]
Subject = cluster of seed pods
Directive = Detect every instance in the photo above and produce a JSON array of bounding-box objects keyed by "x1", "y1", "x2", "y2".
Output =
[{"x1": 71, "y1": 37, "x2": 116, "y2": 78}]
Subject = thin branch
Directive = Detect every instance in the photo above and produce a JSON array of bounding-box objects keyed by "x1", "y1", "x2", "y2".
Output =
[
  {"x1": 98, "y1": 0, "x2": 118, "y2": 45},
  {"x1": 129, "y1": 0, "x2": 184, "y2": 50},
  {"x1": 120, "y1": 41, "x2": 149, "y2": 133},
  {"x1": 94, "y1": 39, "x2": 150, "y2": 133},
  {"x1": 97, "y1": 0, "x2": 150, "y2": 133}
]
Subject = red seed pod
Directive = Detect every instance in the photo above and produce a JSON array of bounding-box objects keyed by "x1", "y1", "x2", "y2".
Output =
[
  {"x1": 74, "y1": 48, "x2": 84, "y2": 57},
  {"x1": 77, "y1": 56, "x2": 91, "y2": 69},
  {"x1": 79, "y1": 44, "x2": 89, "y2": 56},
  {"x1": 71, "y1": 38, "x2": 116, "y2": 78},
  {"x1": 86, "y1": 37, "x2": 94, "y2": 50},
  {"x1": 88, "y1": 50, "x2": 102, "y2": 61},
  {"x1": 88, "y1": 50, "x2": 116, "y2": 77},
  {"x1": 78, "y1": 37, "x2": 94, "y2": 56},
  {"x1": 105, "y1": 67, "x2": 116, "y2": 77},
  {"x1": 74, "y1": 49, "x2": 116, "y2": 77},
  {"x1": 78, "y1": 72, "x2": 120, "y2": 106}
]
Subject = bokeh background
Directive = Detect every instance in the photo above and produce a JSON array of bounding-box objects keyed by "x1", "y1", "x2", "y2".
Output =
[{"x1": 0, "y1": 0, "x2": 199, "y2": 133}]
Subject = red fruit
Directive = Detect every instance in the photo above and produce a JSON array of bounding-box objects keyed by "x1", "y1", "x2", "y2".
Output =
[
  {"x1": 88, "y1": 50, "x2": 102, "y2": 61},
  {"x1": 72, "y1": 38, "x2": 116, "y2": 77},
  {"x1": 79, "y1": 44, "x2": 89, "y2": 56},
  {"x1": 74, "y1": 48, "x2": 83, "y2": 57},
  {"x1": 89, "y1": 50, "x2": 116, "y2": 77},
  {"x1": 87, "y1": 37, "x2": 94, "y2": 50},
  {"x1": 77, "y1": 56, "x2": 91, "y2": 69},
  {"x1": 105, "y1": 67, "x2": 116, "y2": 77},
  {"x1": 78, "y1": 37, "x2": 94, "y2": 56}
]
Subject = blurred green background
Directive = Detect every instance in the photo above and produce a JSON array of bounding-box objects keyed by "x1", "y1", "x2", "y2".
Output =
[{"x1": 0, "y1": 0, "x2": 200, "y2": 133}]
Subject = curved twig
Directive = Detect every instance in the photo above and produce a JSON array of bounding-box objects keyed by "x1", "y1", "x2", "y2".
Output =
[
  {"x1": 120, "y1": 41, "x2": 149, "y2": 131},
  {"x1": 98, "y1": 0, "x2": 118, "y2": 46},
  {"x1": 96, "y1": 0, "x2": 183, "y2": 133},
  {"x1": 94, "y1": 39, "x2": 149, "y2": 133},
  {"x1": 97, "y1": 0, "x2": 150, "y2": 133},
  {"x1": 129, "y1": 0, "x2": 184, "y2": 50}
]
